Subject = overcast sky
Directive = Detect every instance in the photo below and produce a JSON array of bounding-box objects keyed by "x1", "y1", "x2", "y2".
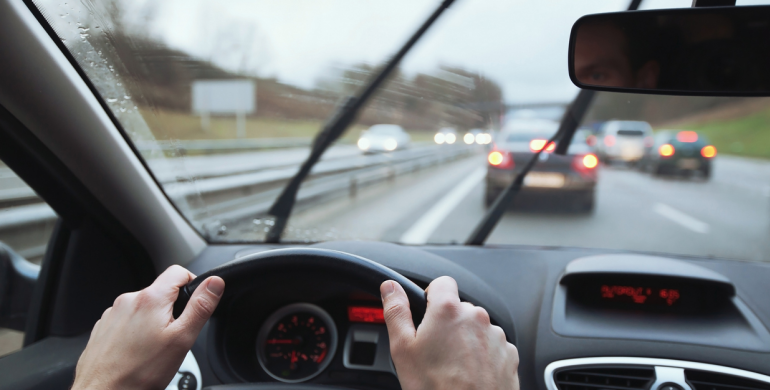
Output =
[{"x1": 119, "y1": 0, "x2": 768, "y2": 104}]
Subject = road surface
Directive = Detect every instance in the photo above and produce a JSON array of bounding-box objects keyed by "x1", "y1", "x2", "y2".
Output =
[{"x1": 258, "y1": 155, "x2": 770, "y2": 263}]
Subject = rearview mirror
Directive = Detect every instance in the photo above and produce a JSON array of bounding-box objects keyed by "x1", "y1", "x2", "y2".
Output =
[{"x1": 569, "y1": 6, "x2": 770, "y2": 96}]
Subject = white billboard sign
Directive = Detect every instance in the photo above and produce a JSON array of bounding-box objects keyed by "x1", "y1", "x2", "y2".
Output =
[{"x1": 192, "y1": 79, "x2": 255, "y2": 114}]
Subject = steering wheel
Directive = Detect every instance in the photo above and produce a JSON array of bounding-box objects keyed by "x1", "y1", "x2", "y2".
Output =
[{"x1": 173, "y1": 247, "x2": 428, "y2": 328}]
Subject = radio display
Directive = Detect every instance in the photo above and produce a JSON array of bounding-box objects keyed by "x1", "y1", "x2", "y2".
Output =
[
  {"x1": 565, "y1": 274, "x2": 730, "y2": 314},
  {"x1": 600, "y1": 285, "x2": 681, "y2": 306}
]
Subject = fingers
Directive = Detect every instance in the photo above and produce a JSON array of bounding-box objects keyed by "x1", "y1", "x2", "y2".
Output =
[
  {"x1": 148, "y1": 265, "x2": 196, "y2": 300},
  {"x1": 171, "y1": 276, "x2": 225, "y2": 343},
  {"x1": 381, "y1": 280, "x2": 416, "y2": 346},
  {"x1": 425, "y1": 276, "x2": 461, "y2": 318}
]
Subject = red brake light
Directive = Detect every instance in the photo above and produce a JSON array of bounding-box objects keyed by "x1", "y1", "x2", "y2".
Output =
[
  {"x1": 582, "y1": 154, "x2": 598, "y2": 169},
  {"x1": 488, "y1": 150, "x2": 514, "y2": 169},
  {"x1": 604, "y1": 135, "x2": 616, "y2": 147},
  {"x1": 348, "y1": 307, "x2": 385, "y2": 324},
  {"x1": 676, "y1": 131, "x2": 698, "y2": 143},
  {"x1": 659, "y1": 144, "x2": 675, "y2": 157},
  {"x1": 586, "y1": 135, "x2": 597, "y2": 146},
  {"x1": 701, "y1": 145, "x2": 717, "y2": 158},
  {"x1": 529, "y1": 139, "x2": 555, "y2": 153}
]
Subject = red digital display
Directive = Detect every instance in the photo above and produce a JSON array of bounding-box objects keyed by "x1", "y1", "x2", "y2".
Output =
[
  {"x1": 348, "y1": 306, "x2": 385, "y2": 324},
  {"x1": 601, "y1": 285, "x2": 681, "y2": 306}
]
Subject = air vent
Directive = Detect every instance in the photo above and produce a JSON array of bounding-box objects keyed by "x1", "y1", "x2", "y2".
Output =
[
  {"x1": 686, "y1": 370, "x2": 770, "y2": 390},
  {"x1": 554, "y1": 366, "x2": 656, "y2": 390}
]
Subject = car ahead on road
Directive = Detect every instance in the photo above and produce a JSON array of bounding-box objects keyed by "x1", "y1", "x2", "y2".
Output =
[
  {"x1": 5, "y1": 2, "x2": 770, "y2": 390},
  {"x1": 485, "y1": 121, "x2": 598, "y2": 211},
  {"x1": 433, "y1": 127, "x2": 458, "y2": 145},
  {"x1": 595, "y1": 120, "x2": 653, "y2": 165},
  {"x1": 643, "y1": 130, "x2": 716, "y2": 178},
  {"x1": 463, "y1": 128, "x2": 492, "y2": 145},
  {"x1": 356, "y1": 124, "x2": 410, "y2": 153}
]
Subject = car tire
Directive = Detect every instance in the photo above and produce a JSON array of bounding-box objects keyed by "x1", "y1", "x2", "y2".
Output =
[
  {"x1": 578, "y1": 191, "x2": 595, "y2": 213},
  {"x1": 701, "y1": 165, "x2": 711, "y2": 180}
]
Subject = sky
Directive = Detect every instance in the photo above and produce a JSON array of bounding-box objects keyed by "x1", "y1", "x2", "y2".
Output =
[{"x1": 114, "y1": 0, "x2": 770, "y2": 104}]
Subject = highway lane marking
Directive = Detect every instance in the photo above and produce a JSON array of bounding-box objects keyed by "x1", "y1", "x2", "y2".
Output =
[
  {"x1": 400, "y1": 167, "x2": 486, "y2": 244},
  {"x1": 653, "y1": 203, "x2": 709, "y2": 234}
]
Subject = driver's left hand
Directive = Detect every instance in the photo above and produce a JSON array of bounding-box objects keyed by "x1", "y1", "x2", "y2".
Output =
[{"x1": 71, "y1": 265, "x2": 225, "y2": 390}]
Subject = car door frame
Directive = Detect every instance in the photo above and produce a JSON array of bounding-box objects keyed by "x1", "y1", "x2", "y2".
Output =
[{"x1": 0, "y1": 0, "x2": 212, "y2": 387}]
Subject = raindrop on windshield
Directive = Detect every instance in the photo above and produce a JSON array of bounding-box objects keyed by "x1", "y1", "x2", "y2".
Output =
[{"x1": 106, "y1": 98, "x2": 118, "y2": 103}]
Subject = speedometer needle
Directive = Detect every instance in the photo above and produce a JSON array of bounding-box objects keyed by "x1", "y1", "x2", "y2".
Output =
[{"x1": 267, "y1": 339, "x2": 300, "y2": 345}]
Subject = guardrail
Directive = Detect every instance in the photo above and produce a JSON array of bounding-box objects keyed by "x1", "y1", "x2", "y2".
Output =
[
  {"x1": 134, "y1": 137, "x2": 314, "y2": 155},
  {"x1": 0, "y1": 143, "x2": 479, "y2": 252}
]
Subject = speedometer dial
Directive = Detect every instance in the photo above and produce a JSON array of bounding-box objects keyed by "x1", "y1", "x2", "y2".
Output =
[{"x1": 256, "y1": 303, "x2": 338, "y2": 383}]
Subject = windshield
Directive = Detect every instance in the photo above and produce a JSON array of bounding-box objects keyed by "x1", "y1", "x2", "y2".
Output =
[{"x1": 31, "y1": 0, "x2": 770, "y2": 262}]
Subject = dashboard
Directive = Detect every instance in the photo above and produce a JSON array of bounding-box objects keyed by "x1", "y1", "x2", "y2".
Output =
[{"x1": 186, "y1": 241, "x2": 770, "y2": 390}]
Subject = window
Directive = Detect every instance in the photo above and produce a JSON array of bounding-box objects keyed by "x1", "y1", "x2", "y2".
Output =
[{"x1": 0, "y1": 159, "x2": 57, "y2": 357}]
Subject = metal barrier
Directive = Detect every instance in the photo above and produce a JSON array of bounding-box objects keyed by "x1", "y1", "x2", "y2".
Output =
[{"x1": 0, "y1": 143, "x2": 478, "y2": 250}]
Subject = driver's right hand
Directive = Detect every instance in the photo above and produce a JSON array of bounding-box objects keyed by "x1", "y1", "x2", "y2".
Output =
[{"x1": 381, "y1": 276, "x2": 520, "y2": 390}]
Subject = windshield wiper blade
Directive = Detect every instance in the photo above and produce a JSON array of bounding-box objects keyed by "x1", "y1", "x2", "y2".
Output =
[
  {"x1": 265, "y1": 0, "x2": 457, "y2": 243},
  {"x1": 465, "y1": 0, "x2": 641, "y2": 245}
]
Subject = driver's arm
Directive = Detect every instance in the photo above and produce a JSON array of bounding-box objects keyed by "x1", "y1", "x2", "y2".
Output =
[
  {"x1": 71, "y1": 265, "x2": 225, "y2": 390},
  {"x1": 382, "y1": 276, "x2": 520, "y2": 390}
]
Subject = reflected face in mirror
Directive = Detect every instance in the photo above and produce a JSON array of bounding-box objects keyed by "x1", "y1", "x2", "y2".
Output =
[{"x1": 574, "y1": 21, "x2": 659, "y2": 89}]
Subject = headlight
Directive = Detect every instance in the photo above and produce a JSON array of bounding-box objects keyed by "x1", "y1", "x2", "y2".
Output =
[
  {"x1": 434, "y1": 133, "x2": 445, "y2": 144},
  {"x1": 445, "y1": 133, "x2": 457, "y2": 144},
  {"x1": 357, "y1": 138, "x2": 370, "y2": 150},
  {"x1": 384, "y1": 138, "x2": 398, "y2": 151},
  {"x1": 475, "y1": 133, "x2": 484, "y2": 144},
  {"x1": 463, "y1": 133, "x2": 475, "y2": 144}
]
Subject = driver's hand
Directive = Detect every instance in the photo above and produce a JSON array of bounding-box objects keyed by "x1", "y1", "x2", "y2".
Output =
[
  {"x1": 71, "y1": 265, "x2": 225, "y2": 390},
  {"x1": 381, "y1": 276, "x2": 520, "y2": 390}
]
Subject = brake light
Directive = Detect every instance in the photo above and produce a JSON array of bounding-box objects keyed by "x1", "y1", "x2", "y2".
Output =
[
  {"x1": 586, "y1": 135, "x2": 597, "y2": 146},
  {"x1": 529, "y1": 139, "x2": 555, "y2": 153},
  {"x1": 659, "y1": 144, "x2": 675, "y2": 157},
  {"x1": 701, "y1": 145, "x2": 717, "y2": 158},
  {"x1": 488, "y1": 150, "x2": 514, "y2": 169},
  {"x1": 676, "y1": 131, "x2": 698, "y2": 143},
  {"x1": 604, "y1": 135, "x2": 615, "y2": 147},
  {"x1": 582, "y1": 154, "x2": 598, "y2": 169}
]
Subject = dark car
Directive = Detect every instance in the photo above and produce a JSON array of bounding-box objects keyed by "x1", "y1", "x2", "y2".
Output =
[
  {"x1": 643, "y1": 130, "x2": 716, "y2": 178},
  {"x1": 485, "y1": 121, "x2": 598, "y2": 211}
]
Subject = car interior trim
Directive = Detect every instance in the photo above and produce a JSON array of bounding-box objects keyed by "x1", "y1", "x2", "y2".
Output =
[
  {"x1": 544, "y1": 357, "x2": 770, "y2": 390},
  {"x1": 342, "y1": 324, "x2": 395, "y2": 374}
]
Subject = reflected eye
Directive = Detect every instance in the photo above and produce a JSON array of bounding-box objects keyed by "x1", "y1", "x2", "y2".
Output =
[{"x1": 590, "y1": 72, "x2": 607, "y2": 81}]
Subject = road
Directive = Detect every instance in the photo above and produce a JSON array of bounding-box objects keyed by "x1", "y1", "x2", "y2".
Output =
[
  {"x1": 252, "y1": 154, "x2": 770, "y2": 262},
  {"x1": 2, "y1": 148, "x2": 770, "y2": 263}
]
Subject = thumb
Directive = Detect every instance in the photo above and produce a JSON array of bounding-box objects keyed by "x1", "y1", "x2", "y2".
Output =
[
  {"x1": 381, "y1": 280, "x2": 416, "y2": 344},
  {"x1": 172, "y1": 276, "x2": 225, "y2": 343}
]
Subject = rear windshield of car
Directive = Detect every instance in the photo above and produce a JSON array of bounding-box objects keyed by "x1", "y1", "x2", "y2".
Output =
[
  {"x1": 369, "y1": 126, "x2": 402, "y2": 134},
  {"x1": 505, "y1": 133, "x2": 553, "y2": 142},
  {"x1": 617, "y1": 130, "x2": 644, "y2": 137}
]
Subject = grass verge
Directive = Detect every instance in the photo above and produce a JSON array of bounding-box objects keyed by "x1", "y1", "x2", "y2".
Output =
[{"x1": 664, "y1": 109, "x2": 770, "y2": 160}]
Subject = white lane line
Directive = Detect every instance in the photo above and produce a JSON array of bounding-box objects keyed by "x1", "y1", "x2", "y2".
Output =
[
  {"x1": 400, "y1": 167, "x2": 487, "y2": 244},
  {"x1": 653, "y1": 203, "x2": 709, "y2": 234}
]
